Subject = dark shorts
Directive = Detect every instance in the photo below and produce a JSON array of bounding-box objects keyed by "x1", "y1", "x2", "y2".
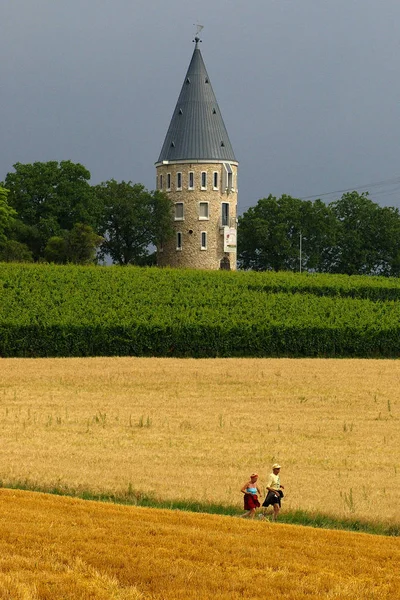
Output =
[
  {"x1": 262, "y1": 490, "x2": 283, "y2": 507},
  {"x1": 244, "y1": 493, "x2": 260, "y2": 510}
]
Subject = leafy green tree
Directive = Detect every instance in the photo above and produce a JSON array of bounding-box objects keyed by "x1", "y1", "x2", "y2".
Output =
[
  {"x1": 44, "y1": 236, "x2": 67, "y2": 264},
  {"x1": 95, "y1": 180, "x2": 173, "y2": 265},
  {"x1": 329, "y1": 191, "x2": 400, "y2": 275},
  {"x1": 380, "y1": 206, "x2": 400, "y2": 277},
  {"x1": 44, "y1": 224, "x2": 103, "y2": 265},
  {"x1": 238, "y1": 195, "x2": 299, "y2": 271},
  {"x1": 0, "y1": 240, "x2": 33, "y2": 263},
  {"x1": 238, "y1": 190, "x2": 400, "y2": 275},
  {"x1": 65, "y1": 223, "x2": 103, "y2": 265},
  {"x1": 238, "y1": 194, "x2": 336, "y2": 271},
  {"x1": 0, "y1": 186, "x2": 17, "y2": 241},
  {"x1": 3, "y1": 161, "x2": 101, "y2": 260},
  {"x1": 0, "y1": 187, "x2": 32, "y2": 262},
  {"x1": 4, "y1": 220, "x2": 43, "y2": 261},
  {"x1": 304, "y1": 198, "x2": 339, "y2": 272}
]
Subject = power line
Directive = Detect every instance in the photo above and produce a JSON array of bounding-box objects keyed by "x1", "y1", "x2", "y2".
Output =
[{"x1": 299, "y1": 175, "x2": 400, "y2": 201}]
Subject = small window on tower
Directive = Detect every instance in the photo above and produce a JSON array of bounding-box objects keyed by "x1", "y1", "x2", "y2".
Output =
[
  {"x1": 176, "y1": 232, "x2": 182, "y2": 250},
  {"x1": 201, "y1": 172, "x2": 207, "y2": 190},
  {"x1": 186, "y1": 78, "x2": 191, "y2": 84},
  {"x1": 176, "y1": 172, "x2": 182, "y2": 190},
  {"x1": 188, "y1": 171, "x2": 194, "y2": 190},
  {"x1": 167, "y1": 173, "x2": 171, "y2": 191},
  {"x1": 199, "y1": 202, "x2": 209, "y2": 220},
  {"x1": 222, "y1": 202, "x2": 230, "y2": 227},
  {"x1": 175, "y1": 202, "x2": 184, "y2": 220},
  {"x1": 201, "y1": 231, "x2": 207, "y2": 250},
  {"x1": 159, "y1": 174, "x2": 163, "y2": 190},
  {"x1": 213, "y1": 172, "x2": 218, "y2": 190}
]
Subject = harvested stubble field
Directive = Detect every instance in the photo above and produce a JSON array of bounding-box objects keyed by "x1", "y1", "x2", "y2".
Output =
[
  {"x1": 0, "y1": 357, "x2": 399, "y2": 525},
  {"x1": 0, "y1": 489, "x2": 399, "y2": 600}
]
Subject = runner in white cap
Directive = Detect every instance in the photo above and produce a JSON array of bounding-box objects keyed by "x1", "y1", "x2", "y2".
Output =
[{"x1": 261, "y1": 463, "x2": 284, "y2": 521}]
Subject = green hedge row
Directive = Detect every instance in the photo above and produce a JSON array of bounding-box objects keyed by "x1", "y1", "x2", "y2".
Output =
[
  {"x1": 243, "y1": 272, "x2": 400, "y2": 300},
  {"x1": 0, "y1": 323, "x2": 399, "y2": 358},
  {"x1": 1, "y1": 263, "x2": 400, "y2": 357}
]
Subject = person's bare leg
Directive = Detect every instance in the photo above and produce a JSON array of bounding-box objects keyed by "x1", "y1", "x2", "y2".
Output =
[{"x1": 273, "y1": 504, "x2": 280, "y2": 521}]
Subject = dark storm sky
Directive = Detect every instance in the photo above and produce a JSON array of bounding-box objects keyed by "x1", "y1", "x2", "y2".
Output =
[{"x1": 2, "y1": 0, "x2": 400, "y2": 213}]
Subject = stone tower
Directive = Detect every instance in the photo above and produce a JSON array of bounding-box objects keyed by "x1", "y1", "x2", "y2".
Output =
[{"x1": 155, "y1": 36, "x2": 238, "y2": 270}]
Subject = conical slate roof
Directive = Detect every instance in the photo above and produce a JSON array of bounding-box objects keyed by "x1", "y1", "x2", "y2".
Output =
[{"x1": 157, "y1": 40, "x2": 237, "y2": 163}]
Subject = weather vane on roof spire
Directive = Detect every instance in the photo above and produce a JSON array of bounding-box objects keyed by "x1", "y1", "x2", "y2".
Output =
[{"x1": 193, "y1": 23, "x2": 204, "y2": 45}]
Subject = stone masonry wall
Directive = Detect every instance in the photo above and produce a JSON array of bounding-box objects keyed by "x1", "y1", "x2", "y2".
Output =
[{"x1": 156, "y1": 162, "x2": 238, "y2": 270}]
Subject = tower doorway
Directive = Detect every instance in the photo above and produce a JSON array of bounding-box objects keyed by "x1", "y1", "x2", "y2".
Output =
[{"x1": 220, "y1": 256, "x2": 231, "y2": 270}]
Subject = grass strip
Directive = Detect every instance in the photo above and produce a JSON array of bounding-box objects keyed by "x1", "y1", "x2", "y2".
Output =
[{"x1": 1, "y1": 479, "x2": 398, "y2": 537}]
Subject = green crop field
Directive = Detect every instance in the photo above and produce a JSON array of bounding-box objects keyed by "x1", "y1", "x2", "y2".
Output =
[{"x1": 1, "y1": 263, "x2": 400, "y2": 357}]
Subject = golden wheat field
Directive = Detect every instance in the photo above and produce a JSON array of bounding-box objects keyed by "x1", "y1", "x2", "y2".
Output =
[
  {"x1": 0, "y1": 357, "x2": 399, "y2": 523},
  {"x1": 0, "y1": 489, "x2": 399, "y2": 600}
]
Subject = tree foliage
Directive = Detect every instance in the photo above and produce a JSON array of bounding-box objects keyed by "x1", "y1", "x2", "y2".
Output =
[
  {"x1": 238, "y1": 192, "x2": 400, "y2": 276},
  {"x1": 95, "y1": 180, "x2": 173, "y2": 265},
  {"x1": 329, "y1": 192, "x2": 400, "y2": 276},
  {"x1": 44, "y1": 224, "x2": 103, "y2": 265},
  {"x1": 3, "y1": 161, "x2": 101, "y2": 260},
  {"x1": 2, "y1": 163, "x2": 174, "y2": 266},
  {"x1": 238, "y1": 194, "x2": 337, "y2": 272},
  {"x1": 0, "y1": 239, "x2": 33, "y2": 263},
  {"x1": 0, "y1": 186, "x2": 17, "y2": 242}
]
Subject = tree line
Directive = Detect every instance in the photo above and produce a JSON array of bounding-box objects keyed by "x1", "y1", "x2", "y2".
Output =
[
  {"x1": 238, "y1": 192, "x2": 400, "y2": 276},
  {"x1": 0, "y1": 161, "x2": 173, "y2": 265},
  {"x1": 2, "y1": 160, "x2": 400, "y2": 275}
]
